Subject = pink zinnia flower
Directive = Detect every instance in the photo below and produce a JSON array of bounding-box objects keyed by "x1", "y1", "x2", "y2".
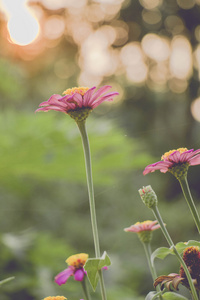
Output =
[
  {"x1": 143, "y1": 148, "x2": 200, "y2": 176},
  {"x1": 124, "y1": 220, "x2": 161, "y2": 243},
  {"x1": 36, "y1": 86, "x2": 119, "y2": 122},
  {"x1": 124, "y1": 220, "x2": 160, "y2": 233},
  {"x1": 55, "y1": 253, "x2": 88, "y2": 286}
]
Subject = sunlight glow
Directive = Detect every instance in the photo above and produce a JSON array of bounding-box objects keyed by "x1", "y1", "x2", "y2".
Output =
[
  {"x1": 120, "y1": 42, "x2": 148, "y2": 83},
  {"x1": 191, "y1": 97, "x2": 200, "y2": 122},
  {"x1": 141, "y1": 34, "x2": 170, "y2": 62},
  {"x1": 169, "y1": 36, "x2": 192, "y2": 79},
  {"x1": 2, "y1": 0, "x2": 40, "y2": 46}
]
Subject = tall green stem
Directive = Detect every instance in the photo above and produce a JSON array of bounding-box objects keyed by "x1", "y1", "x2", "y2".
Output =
[
  {"x1": 77, "y1": 121, "x2": 107, "y2": 300},
  {"x1": 179, "y1": 177, "x2": 200, "y2": 234},
  {"x1": 152, "y1": 205, "x2": 199, "y2": 300},
  {"x1": 143, "y1": 242, "x2": 163, "y2": 299},
  {"x1": 81, "y1": 278, "x2": 91, "y2": 300}
]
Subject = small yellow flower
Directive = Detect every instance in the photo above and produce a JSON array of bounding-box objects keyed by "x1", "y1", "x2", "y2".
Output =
[
  {"x1": 161, "y1": 148, "x2": 188, "y2": 160},
  {"x1": 66, "y1": 253, "x2": 88, "y2": 268}
]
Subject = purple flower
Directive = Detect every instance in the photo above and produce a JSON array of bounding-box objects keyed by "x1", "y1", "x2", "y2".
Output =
[
  {"x1": 36, "y1": 86, "x2": 119, "y2": 122},
  {"x1": 143, "y1": 148, "x2": 200, "y2": 176},
  {"x1": 55, "y1": 253, "x2": 88, "y2": 286}
]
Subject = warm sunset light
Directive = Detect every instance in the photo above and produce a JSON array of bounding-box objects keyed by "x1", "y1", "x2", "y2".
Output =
[{"x1": 2, "y1": 0, "x2": 40, "y2": 46}]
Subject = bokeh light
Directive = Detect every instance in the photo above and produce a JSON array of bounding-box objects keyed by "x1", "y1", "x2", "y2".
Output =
[
  {"x1": 169, "y1": 35, "x2": 192, "y2": 80},
  {"x1": 1, "y1": 0, "x2": 40, "y2": 46},
  {"x1": 141, "y1": 33, "x2": 170, "y2": 62},
  {"x1": 191, "y1": 97, "x2": 200, "y2": 122}
]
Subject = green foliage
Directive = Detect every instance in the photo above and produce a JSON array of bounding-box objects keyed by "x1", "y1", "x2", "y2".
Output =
[
  {"x1": 84, "y1": 251, "x2": 111, "y2": 291},
  {"x1": 162, "y1": 292, "x2": 188, "y2": 300},
  {"x1": 175, "y1": 240, "x2": 200, "y2": 255},
  {"x1": 151, "y1": 240, "x2": 200, "y2": 264},
  {"x1": 145, "y1": 291, "x2": 160, "y2": 300},
  {"x1": 151, "y1": 247, "x2": 173, "y2": 264},
  {"x1": 0, "y1": 111, "x2": 151, "y2": 190}
]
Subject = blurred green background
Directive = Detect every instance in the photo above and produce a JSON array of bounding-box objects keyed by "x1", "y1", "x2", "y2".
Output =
[{"x1": 0, "y1": 0, "x2": 200, "y2": 299}]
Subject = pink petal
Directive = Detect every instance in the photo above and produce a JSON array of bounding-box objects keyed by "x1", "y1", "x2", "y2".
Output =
[
  {"x1": 179, "y1": 149, "x2": 194, "y2": 162},
  {"x1": 90, "y1": 85, "x2": 112, "y2": 102},
  {"x1": 124, "y1": 225, "x2": 139, "y2": 232},
  {"x1": 90, "y1": 92, "x2": 119, "y2": 108},
  {"x1": 152, "y1": 224, "x2": 161, "y2": 230},
  {"x1": 143, "y1": 161, "x2": 172, "y2": 175},
  {"x1": 70, "y1": 93, "x2": 83, "y2": 107},
  {"x1": 36, "y1": 106, "x2": 66, "y2": 112},
  {"x1": 188, "y1": 154, "x2": 200, "y2": 166},
  {"x1": 39, "y1": 94, "x2": 62, "y2": 106},
  {"x1": 83, "y1": 87, "x2": 96, "y2": 106},
  {"x1": 187, "y1": 149, "x2": 200, "y2": 160},
  {"x1": 55, "y1": 267, "x2": 75, "y2": 286},
  {"x1": 168, "y1": 151, "x2": 181, "y2": 163},
  {"x1": 74, "y1": 269, "x2": 85, "y2": 281}
]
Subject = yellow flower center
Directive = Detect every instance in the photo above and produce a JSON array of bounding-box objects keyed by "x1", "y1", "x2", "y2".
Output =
[
  {"x1": 63, "y1": 87, "x2": 89, "y2": 96},
  {"x1": 135, "y1": 220, "x2": 153, "y2": 226},
  {"x1": 66, "y1": 253, "x2": 88, "y2": 268},
  {"x1": 43, "y1": 297, "x2": 67, "y2": 300},
  {"x1": 161, "y1": 148, "x2": 188, "y2": 160}
]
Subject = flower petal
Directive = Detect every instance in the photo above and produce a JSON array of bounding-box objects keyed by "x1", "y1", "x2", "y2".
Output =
[
  {"x1": 36, "y1": 106, "x2": 66, "y2": 112},
  {"x1": 143, "y1": 161, "x2": 172, "y2": 175},
  {"x1": 39, "y1": 94, "x2": 62, "y2": 106},
  {"x1": 168, "y1": 151, "x2": 181, "y2": 163},
  {"x1": 83, "y1": 87, "x2": 96, "y2": 106},
  {"x1": 90, "y1": 85, "x2": 112, "y2": 103},
  {"x1": 55, "y1": 267, "x2": 75, "y2": 286},
  {"x1": 189, "y1": 154, "x2": 200, "y2": 166},
  {"x1": 70, "y1": 93, "x2": 83, "y2": 107},
  {"x1": 179, "y1": 149, "x2": 194, "y2": 162},
  {"x1": 90, "y1": 92, "x2": 119, "y2": 108},
  {"x1": 74, "y1": 269, "x2": 85, "y2": 281}
]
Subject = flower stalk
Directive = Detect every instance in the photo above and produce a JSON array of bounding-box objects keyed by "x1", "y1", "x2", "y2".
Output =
[
  {"x1": 142, "y1": 242, "x2": 163, "y2": 299},
  {"x1": 152, "y1": 205, "x2": 199, "y2": 300},
  {"x1": 81, "y1": 277, "x2": 91, "y2": 300},
  {"x1": 77, "y1": 120, "x2": 107, "y2": 300},
  {"x1": 179, "y1": 176, "x2": 200, "y2": 235}
]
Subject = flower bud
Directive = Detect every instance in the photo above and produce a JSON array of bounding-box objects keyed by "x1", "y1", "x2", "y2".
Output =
[{"x1": 138, "y1": 185, "x2": 158, "y2": 209}]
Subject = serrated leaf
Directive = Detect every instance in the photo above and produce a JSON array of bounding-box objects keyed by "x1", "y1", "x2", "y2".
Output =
[
  {"x1": 151, "y1": 247, "x2": 172, "y2": 264},
  {"x1": 162, "y1": 292, "x2": 188, "y2": 299},
  {"x1": 175, "y1": 240, "x2": 200, "y2": 254},
  {"x1": 84, "y1": 251, "x2": 111, "y2": 291}
]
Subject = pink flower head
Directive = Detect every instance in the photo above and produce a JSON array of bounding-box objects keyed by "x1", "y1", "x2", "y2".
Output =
[
  {"x1": 36, "y1": 85, "x2": 119, "y2": 122},
  {"x1": 124, "y1": 220, "x2": 161, "y2": 243},
  {"x1": 55, "y1": 253, "x2": 88, "y2": 286},
  {"x1": 124, "y1": 220, "x2": 160, "y2": 233},
  {"x1": 143, "y1": 148, "x2": 200, "y2": 176}
]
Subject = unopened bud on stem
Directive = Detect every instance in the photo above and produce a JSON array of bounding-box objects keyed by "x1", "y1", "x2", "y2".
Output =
[{"x1": 138, "y1": 185, "x2": 158, "y2": 209}]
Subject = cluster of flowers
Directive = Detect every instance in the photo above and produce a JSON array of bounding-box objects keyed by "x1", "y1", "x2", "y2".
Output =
[{"x1": 37, "y1": 85, "x2": 200, "y2": 299}]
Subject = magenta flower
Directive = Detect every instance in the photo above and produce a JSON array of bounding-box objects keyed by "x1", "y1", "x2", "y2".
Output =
[
  {"x1": 36, "y1": 86, "x2": 119, "y2": 122},
  {"x1": 55, "y1": 253, "x2": 88, "y2": 286},
  {"x1": 143, "y1": 148, "x2": 200, "y2": 176},
  {"x1": 124, "y1": 220, "x2": 160, "y2": 233}
]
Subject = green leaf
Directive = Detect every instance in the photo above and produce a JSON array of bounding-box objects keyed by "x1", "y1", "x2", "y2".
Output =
[
  {"x1": 151, "y1": 247, "x2": 172, "y2": 264},
  {"x1": 162, "y1": 292, "x2": 188, "y2": 299},
  {"x1": 175, "y1": 240, "x2": 200, "y2": 254},
  {"x1": 145, "y1": 291, "x2": 161, "y2": 300},
  {"x1": 84, "y1": 251, "x2": 111, "y2": 291}
]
